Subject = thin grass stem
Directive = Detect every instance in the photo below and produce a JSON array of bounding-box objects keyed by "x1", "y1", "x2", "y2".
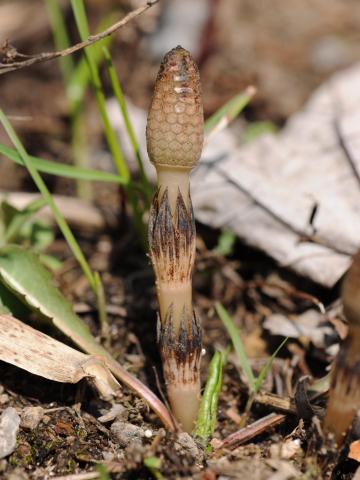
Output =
[
  {"x1": 0, "y1": 109, "x2": 96, "y2": 292},
  {"x1": 215, "y1": 302, "x2": 256, "y2": 392},
  {"x1": 103, "y1": 47, "x2": 151, "y2": 206}
]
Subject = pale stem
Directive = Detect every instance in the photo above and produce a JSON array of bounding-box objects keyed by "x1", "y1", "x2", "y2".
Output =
[
  {"x1": 157, "y1": 282, "x2": 192, "y2": 333},
  {"x1": 167, "y1": 382, "x2": 201, "y2": 433},
  {"x1": 156, "y1": 165, "x2": 191, "y2": 212}
]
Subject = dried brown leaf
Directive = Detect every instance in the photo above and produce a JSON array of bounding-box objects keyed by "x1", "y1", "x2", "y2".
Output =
[{"x1": 0, "y1": 313, "x2": 120, "y2": 399}]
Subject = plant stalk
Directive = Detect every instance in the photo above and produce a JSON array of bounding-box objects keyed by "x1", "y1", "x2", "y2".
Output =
[{"x1": 146, "y1": 46, "x2": 204, "y2": 432}]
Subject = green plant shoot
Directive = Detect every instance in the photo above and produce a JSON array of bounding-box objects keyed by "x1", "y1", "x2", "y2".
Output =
[{"x1": 194, "y1": 351, "x2": 223, "y2": 447}]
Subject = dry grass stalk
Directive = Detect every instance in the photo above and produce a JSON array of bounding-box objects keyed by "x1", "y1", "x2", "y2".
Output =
[{"x1": 146, "y1": 46, "x2": 204, "y2": 432}]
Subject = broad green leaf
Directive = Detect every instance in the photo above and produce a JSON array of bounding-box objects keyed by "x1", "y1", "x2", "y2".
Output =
[
  {"x1": 0, "y1": 144, "x2": 127, "y2": 185},
  {"x1": 194, "y1": 351, "x2": 223, "y2": 447},
  {"x1": 0, "y1": 281, "x2": 29, "y2": 317},
  {"x1": 39, "y1": 253, "x2": 63, "y2": 272},
  {"x1": 0, "y1": 245, "x2": 107, "y2": 358}
]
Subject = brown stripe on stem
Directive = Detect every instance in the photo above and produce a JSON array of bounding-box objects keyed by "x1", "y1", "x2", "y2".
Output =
[
  {"x1": 149, "y1": 187, "x2": 201, "y2": 432},
  {"x1": 158, "y1": 305, "x2": 202, "y2": 432},
  {"x1": 149, "y1": 188, "x2": 195, "y2": 289}
]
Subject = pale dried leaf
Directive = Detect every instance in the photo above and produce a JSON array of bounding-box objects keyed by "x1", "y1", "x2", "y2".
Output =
[
  {"x1": 0, "y1": 192, "x2": 106, "y2": 232},
  {"x1": 109, "y1": 65, "x2": 360, "y2": 287},
  {"x1": 192, "y1": 65, "x2": 360, "y2": 287},
  {"x1": 263, "y1": 310, "x2": 333, "y2": 349},
  {"x1": 0, "y1": 314, "x2": 120, "y2": 399}
]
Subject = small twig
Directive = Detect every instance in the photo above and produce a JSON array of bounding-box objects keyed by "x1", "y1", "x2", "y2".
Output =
[
  {"x1": 51, "y1": 473, "x2": 99, "y2": 480},
  {"x1": 213, "y1": 413, "x2": 286, "y2": 451},
  {"x1": 254, "y1": 391, "x2": 296, "y2": 414},
  {"x1": 334, "y1": 118, "x2": 360, "y2": 190},
  {"x1": 0, "y1": 0, "x2": 158, "y2": 76},
  {"x1": 252, "y1": 278, "x2": 326, "y2": 314}
]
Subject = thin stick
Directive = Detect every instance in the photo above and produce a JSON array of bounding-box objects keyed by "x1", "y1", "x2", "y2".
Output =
[
  {"x1": 334, "y1": 118, "x2": 360, "y2": 191},
  {"x1": 0, "y1": 0, "x2": 158, "y2": 76},
  {"x1": 213, "y1": 413, "x2": 286, "y2": 451}
]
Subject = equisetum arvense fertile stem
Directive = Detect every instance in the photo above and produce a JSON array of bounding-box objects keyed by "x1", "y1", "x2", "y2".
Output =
[
  {"x1": 324, "y1": 251, "x2": 360, "y2": 445},
  {"x1": 146, "y1": 46, "x2": 204, "y2": 432}
]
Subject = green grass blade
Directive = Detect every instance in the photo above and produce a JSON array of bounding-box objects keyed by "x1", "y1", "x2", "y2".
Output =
[
  {"x1": 0, "y1": 109, "x2": 96, "y2": 291},
  {"x1": 70, "y1": 0, "x2": 129, "y2": 182},
  {"x1": 70, "y1": 1, "x2": 146, "y2": 243},
  {"x1": 194, "y1": 351, "x2": 223, "y2": 445},
  {"x1": 45, "y1": 0, "x2": 74, "y2": 83},
  {"x1": 0, "y1": 144, "x2": 127, "y2": 185},
  {"x1": 215, "y1": 302, "x2": 256, "y2": 392},
  {"x1": 103, "y1": 47, "x2": 151, "y2": 204},
  {"x1": 144, "y1": 457, "x2": 164, "y2": 480},
  {"x1": 204, "y1": 87, "x2": 255, "y2": 136},
  {"x1": 254, "y1": 337, "x2": 288, "y2": 393},
  {"x1": 242, "y1": 121, "x2": 278, "y2": 143},
  {"x1": 67, "y1": 14, "x2": 116, "y2": 113}
]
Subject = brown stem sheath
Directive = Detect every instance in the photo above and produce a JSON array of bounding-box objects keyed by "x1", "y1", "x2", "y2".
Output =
[{"x1": 146, "y1": 46, "x2": 204, "y2": 432}]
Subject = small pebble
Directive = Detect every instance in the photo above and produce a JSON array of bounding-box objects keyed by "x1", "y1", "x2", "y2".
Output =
[
  {"x1": 111, "y1": 421, "x2": 143, "y2": 448},
  {"x1": 174, "y1": 432, "x2": 204, "y2": 460},
  {"x1": 98, "y1": 404, "x2": 128, "y2": 423},
  {"x1": 144, "y1": 429, "x2": 153, "y2": 438},
  {"x1": 21, "y1": 406, "x2": 44, "y2": 430},
  {"x1": 0, "y1": 459, "x2": 6, "y2": 472},
  {"x1": 0, "y1": 407, "x2": 20, "y2": 459},
  {"x1": 6, "y1": 467, "x2": 29, "y2": 480},
  {"x1": 0, "y1": 394, "x2": 9, "y2": 405},
  {"x1": 103, "y1": 451, "x2": 115, "y2": 462},
  {"x1": 42, "y1": 415, "x2": 51, "y2": 425},
  {"x1": 270, "y1": 438, "x2": 302, "y2": 460}
]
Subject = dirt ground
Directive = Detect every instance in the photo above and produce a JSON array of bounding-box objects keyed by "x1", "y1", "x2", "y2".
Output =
[{"x1": 1, "y1": 1, "x2": 360, "y2": 479}]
